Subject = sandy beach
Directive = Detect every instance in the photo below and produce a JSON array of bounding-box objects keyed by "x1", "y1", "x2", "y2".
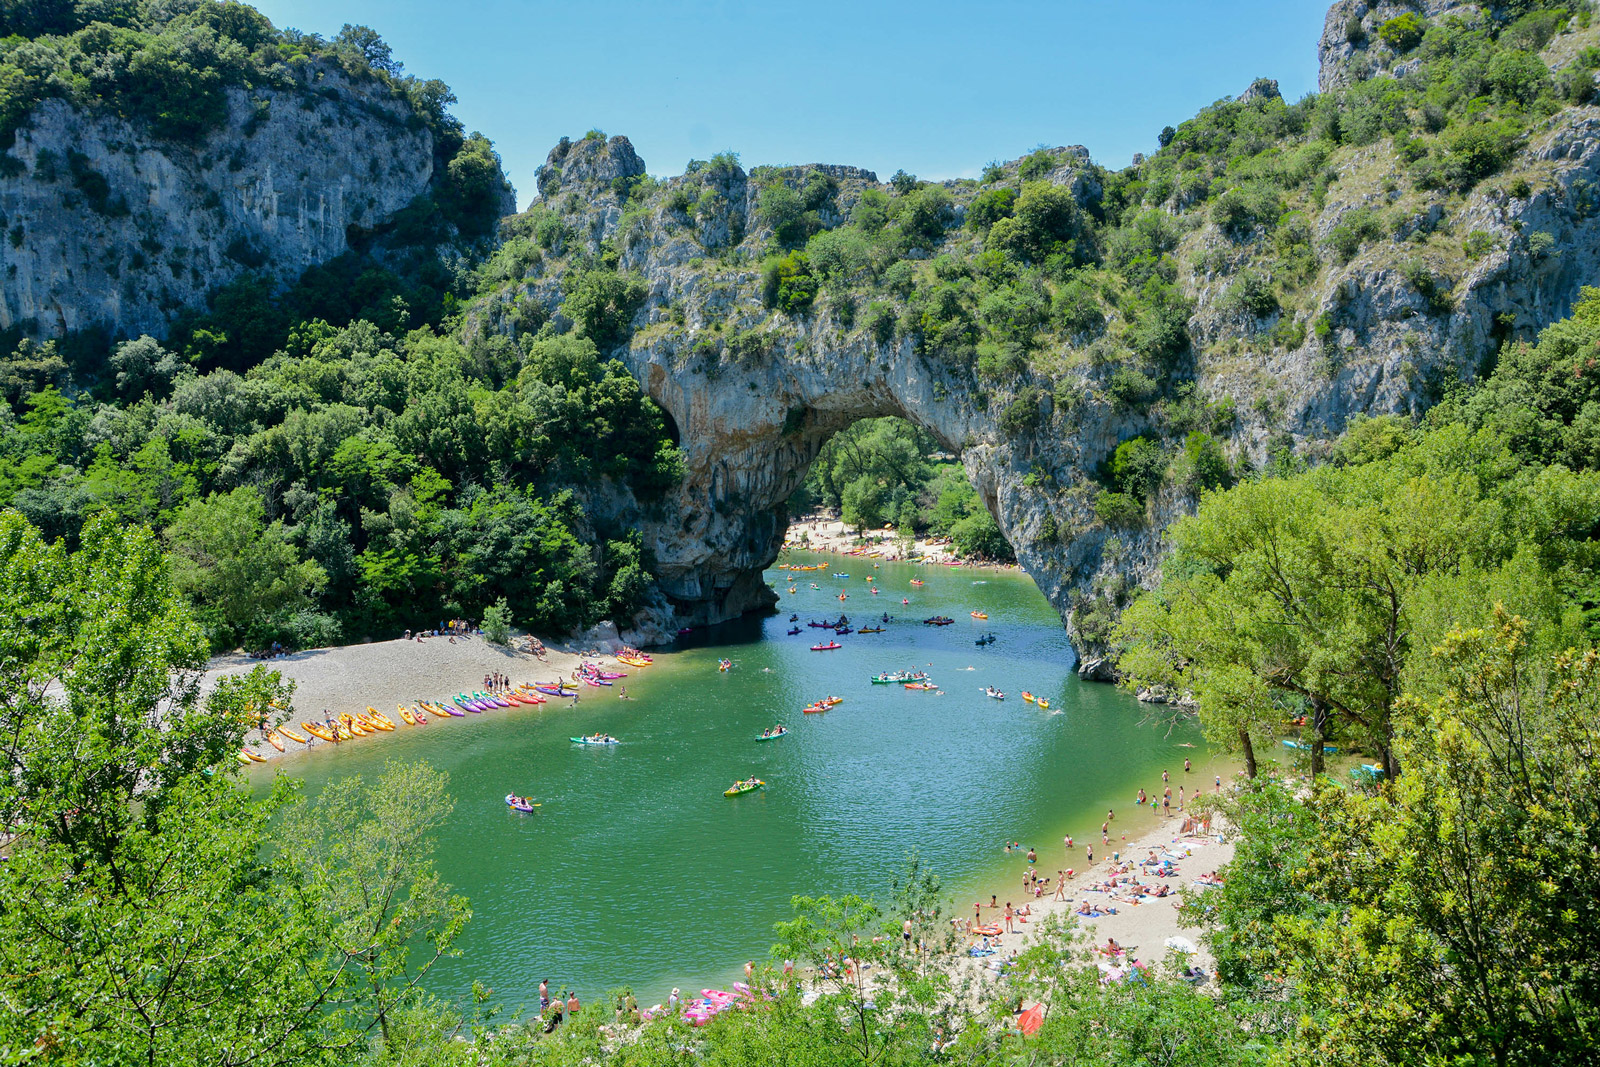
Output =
[
  {"x1": 217, "y1": 633, "x2": 634, "y2": 760},
  {"x1": 784, "y1": 517, "x2": 1019, "y2": 570},
  {"x1": 952, "y1": 813, "x2": 1232, "y2": 979}
]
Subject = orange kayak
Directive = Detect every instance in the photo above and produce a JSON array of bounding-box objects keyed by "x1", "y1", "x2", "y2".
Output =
[{"x1": 262, "y1": 729, "x2": 285, "y2": 752}]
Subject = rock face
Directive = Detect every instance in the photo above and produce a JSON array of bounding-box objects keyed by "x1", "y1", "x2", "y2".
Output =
[
  {"x1": 1318, "y1": 1, "x2": 1478, "y2": 90},
  {"x1": 0, "y1": 64, "x2": 438, "y2": 339},
  {"x1": 474, "y1": 91, "x2": 1600, "y2": 657}
]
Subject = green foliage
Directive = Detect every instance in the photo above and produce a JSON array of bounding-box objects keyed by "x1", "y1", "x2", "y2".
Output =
[
  {"x1": 1219, "y1": 271, "x2": 1279, "y2": 319},
  {"x1": 965, "y1": 185, "x2": 1016, "y2": 232},
  {"x1": 988, "y1": 181, "x2": 1084, "y2": 263},
  {"x1": 279, "y1": 757, "x2": 470, "y2": 1048},
  {"x1": 1377, "y1": 12, "x2": 1426, "y2": 53},
  {"x1": 1324, "y1": 206, "x2": 1384, "y2": 264},
  {"x1": 482, "y1": 596, "x2": 511, "y2": 643},
  {"x1": 999, "y1": 386, "x2": 1044, "y2": 435},
  {"x1": 435, "y1": 133, "x2": 512, "y2": 237},
  {"x1": 762, "y1": 251, "x2": 818, "y2": 314},
  {"x1": 165, "y1": 486, "x2": 326, "y2": 651},
  {"x1": 1211, "y1": 181, "x2": 1281, "y2": 241},
  {"x1": 1095, "y1": 489, "x2": 1144, "y2": 528},
  {"x1": 1107, "y1": 435, "x2": 1167, "y2": 498},
  {"x1": 560, "y1": 269, "x2": 648, "y2": 349},
  {"x1": 1107, "y1": 365, "x2": 1158, "y2": 411},
  {"x1": 0, "y1": 511, "x2": 338, "y2": 1064}
]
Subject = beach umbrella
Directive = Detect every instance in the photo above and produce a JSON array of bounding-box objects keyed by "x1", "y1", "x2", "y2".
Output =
[
  {"x1": 1017, "y1": 1004, "x2": 1044, "y2": 1036},
  {"x1": 1165, "y1": 935, "x2": 1199, "y2": 954}
]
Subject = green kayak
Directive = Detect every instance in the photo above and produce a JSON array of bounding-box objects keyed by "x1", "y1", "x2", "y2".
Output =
[
  {"x1": 755, "y1": 729, "x2": 788, "y2": 742},
  {"x1": 724, "y1": 779, "x2": 764, "y2": 797},
  {"x1": 571, "y1": 736, "x2": 619, "y2": 745}
]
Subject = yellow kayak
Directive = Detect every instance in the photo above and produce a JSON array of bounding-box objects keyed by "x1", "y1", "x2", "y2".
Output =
[
  {"x1": 262, "y1": 729, "x2": 285, "y2": 752},
  {"x1": 363, "y1": 707, "x2": 396, "y2": 731},
  {"x1": 279, "y1": 725, "x2": 309, "y2": 744},
  {"x1": 237, "y1": 751, "x2": 254, "y2": 765},
  {"x1": 1038, "y1": 698, "x2": 1050, "y2": 709},
  {"x1": 400, "y1": 707, "x2": 416, "y2": 726},
  {"x1": 302, "y1": 721, "x2": 335, "y2": 742},
  {"x1": 340, "y1": 714, "x2": 367, "y2": 737}
]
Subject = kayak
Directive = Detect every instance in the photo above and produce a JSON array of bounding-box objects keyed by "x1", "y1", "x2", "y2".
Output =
[
  {"x1": 364, "y1": 708, "x2": 396, "y2": 730},
  {"x1": 904, "y1": 682, "x2": 937, "y2": 690},
  {"x1": 570, "y1": 736, "x2": 619, "y2": 745},
  {"x1": 583, "y1": 677, "x2": 613, "y2": 687},
  {"x1": 279, "y1": 725, "x2": 309, "y2": 744},
  {"x1": 340, "y1": 714, "x2": 367, "y2": 736},
  {"x1": 724, "y1": 779, "x2": 764, "y2": 797},
  {"x1": 802, "y1": 704, "x2": 828, "y2": 714},
  {"x1": 513, "y1": 689, "x2": 548, "y2": 704},
  {"x1": 1037, "y1": 698, "x2": 1050, "y2": 709},
  {"x1": 480, "y1": 692, "x2": 511, "y2": 708},
  {"x1": 810, "y1": 642, "x2": 842, "y2": 651},
  {"x1": 1282, "y1": 739, "x2": 1340, "y2": 753},
  {"x1": 302, "y1": 721, "x2": 336, "y2": 742},
  {"x1": 237, "y1": 751, "x2": 255, "y2": 765},
  {"x1": 617, "y1": 655, "x2": 652, "y2": 667},
  {"x1": 429, "y1": 701, "x2": 465, "y2": 717},
  {"x1": 857, "y1": 626, "x2": 885, "y2": 633},
  {"x1": 399, "y1": 707, "x2": 416, "y2": 726},
  {"x1": 971, "y1": 611, "x2": 988, "y2": 619},
  {"x1": 537, "y1": 685, "x2": 578, "y2": 698},
  {"x1": 262, "y1": 729, "x2": 285, "y2": 752},
  {"x1": 1022, "y1": 692, "x2": 1035, "y2": 704},
  {"x1": 506, "y1": 794, "x2": 535, "y2": 813},
  {"x1": 755, "y1": 729, "x2": 788, "y2": 741}
]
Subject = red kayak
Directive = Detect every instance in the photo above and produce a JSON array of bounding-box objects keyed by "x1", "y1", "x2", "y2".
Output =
[{"x1": 810, "y1": 641, "x2": 842, "y2": 651}]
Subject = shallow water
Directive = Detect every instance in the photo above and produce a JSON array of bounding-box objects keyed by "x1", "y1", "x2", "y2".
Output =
[{"x1": 259, "y1": 550, "x2": 1218, "y2": 1007}]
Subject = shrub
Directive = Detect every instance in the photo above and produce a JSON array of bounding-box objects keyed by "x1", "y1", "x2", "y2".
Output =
[
  {"x1": 1211, "y1": 182, "x2": 1281, "y2": 241},
  {"x1": 1486, "y1": 49, "x2": 1550, "y2": 107},
  {"x1": 1107, "y1": 435, "x2": 1166, "y2": 498},
  {"x1": 988, "y1": 182, "x2": 1083, "y2": 263},
  {"x1": 1220, "y1": 271, "x2": 1279, "y2": 319},
  {"x1": 1324, "y1": 207, "x2": 1384, "y2": 264},
  {"x1": 966, "y1": 187, "x2": 1017, "y2": 233},
  {"x1": 1463, "y1": 230, "x2": 1495, "y2": 259},
  {"x1": 1095, "y1": 489, "x2": 1144, "y2": 528},
  {"x1": 482, "y1": 598, "x2": 512, "y2": 644},
  {"x1": 864, "y1": 301, "x2": 896, "y2": 345},
  {"x1": 1377, "y1": 13, "x2": 1425, "y2": 53},
  {"x1": 1017, "y1": 149, "x2": 1056, "y2": 182},
  {"x1": 757, "y1": 181, "x2": 813, "y2": 247},
  {"x1": 999, "y1": 387, "x2": 1045, "y2": 436},
  {"x1": 763, "y1": 252, "x2": 817, "y2": 314},
  {"x1": 1054, "y1": 275, "x2": 1105, "y2": 336},
  {"x1": 560, "y1": 270, "x2": 648, "y2": 349},
  {"x1": 1179, "y1": 431, "x2": 1229, "y2": 491},
  {"x1": 1107, "y1": 366, "x2": 1158, "y2": 411}
]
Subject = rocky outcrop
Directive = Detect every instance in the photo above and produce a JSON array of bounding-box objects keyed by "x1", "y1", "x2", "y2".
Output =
[
  {"x1": 474, "y1": 85, "x2": 1600, "y2": 658},
  {"x1": 1318, "y1": 1, "x2": 1478, "y2": 91},
  {"x1": 0, "y1": 64, "x2": 441, "y2": 339}
]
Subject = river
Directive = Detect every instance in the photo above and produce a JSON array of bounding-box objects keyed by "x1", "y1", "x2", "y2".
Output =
[{"x1": 266, "y1": 549, "x2": 1217, "y2": 1008}]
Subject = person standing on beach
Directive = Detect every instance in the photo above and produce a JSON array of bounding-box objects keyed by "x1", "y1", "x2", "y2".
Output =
[
  {"x1": 1003, "y1": 902, "x2": 1015, "y2": 933},
  {"x1": 1054, "y1": 872, "x2": 1067, "y2": 901},
  {"x1": 1216, "y1": 774, "x2": 1222, "y2": 792},
  {"x1": 1086, "y1": 843, "x2": 1094, "y2": 864}
]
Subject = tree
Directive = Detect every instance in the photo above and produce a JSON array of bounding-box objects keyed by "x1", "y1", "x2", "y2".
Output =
[
  {"x1": 164, "y1": 487, "x2": 327, "y2": 650},
  {"x1": 0, "y1": 511, "x2": 336, "y2": 1065},
  {"x1": 278, "y1": 759, "x2": 471, "y2": 1050},
  {"x1": 482, "y1": 596, "x2": 511, "y2": 643}
]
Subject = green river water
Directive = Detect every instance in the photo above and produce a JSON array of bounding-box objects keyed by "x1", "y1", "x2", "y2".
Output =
[{"x1": 259, "y1": 551, "x2": 1221, "y2": 1009}]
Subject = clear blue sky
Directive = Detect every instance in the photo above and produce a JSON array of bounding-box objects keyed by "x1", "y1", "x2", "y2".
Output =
[{"x1": 250, "y1": 0, "x2": 1332, "y2": 207}]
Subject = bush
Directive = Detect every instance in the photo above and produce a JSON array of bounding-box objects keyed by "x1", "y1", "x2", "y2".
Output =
[
  {"x1": 1107, "y1": 435, "x2": 1166, "y2": 498},
  {"x1": 1325, "y1": 207, "x2": 1384, "y2": 264},
  {"x1": 1095, "y1": 489, "x2": 1144, "y2": 528},
  {"x1": 482, "y1": 597, "x2": 512, "y2": 644},
  {"x1": 1463, "y1": 230, "x2": 1495, "y2": 259},
  {"x1": 966, "y1": 187, "x2": 1017, "y2": 233},
  {"x1": 559, "y1": 270, "x2": 648, "y2": 349},
  {"x1": 1211, "y1": 182, "x2": 1281, "y2": 241},
  {"x1": 1107, "y1": 366, "x2": 1158, "y2": 410},
  {"x1": 999, "y1": 387, "x2": 1045, "y2": 435},
  {"x1": 1487, "y1": 49, "x2": 1550, "y2": 107},
  {"x1": 763, "y1": 252, "x2": 817, "y2": 314},
  {"x1": 1220, "y1": 272, "x2": 1279, "y2": 319},
  {"x1": 1377, "y1": 13, "x2": 1425, "y2": 53},
  {"x1": 988, "y1": 182, "x2": 1083, "y2": 263}
]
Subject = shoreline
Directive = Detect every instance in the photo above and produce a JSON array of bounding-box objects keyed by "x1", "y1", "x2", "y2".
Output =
[
  {"x1": 782, "y1": 517, "x2": 1021, "y2": 571},
  {"x1": 218, "y1": 634, "x2": 643, "y2": 761}
]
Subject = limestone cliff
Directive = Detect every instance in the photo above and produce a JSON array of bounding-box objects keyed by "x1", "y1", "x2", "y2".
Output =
[
  {"x1": 0, "y1": 62, "x2": 488, "y2": 340},
  {"x1": 473, "y1": 44, "x2": 1600, "y2": 659}
]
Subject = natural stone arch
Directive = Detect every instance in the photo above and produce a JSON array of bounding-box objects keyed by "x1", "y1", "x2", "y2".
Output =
[{"x1": 616, "y1": 330, "x2": 1110, "y2": 657}]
